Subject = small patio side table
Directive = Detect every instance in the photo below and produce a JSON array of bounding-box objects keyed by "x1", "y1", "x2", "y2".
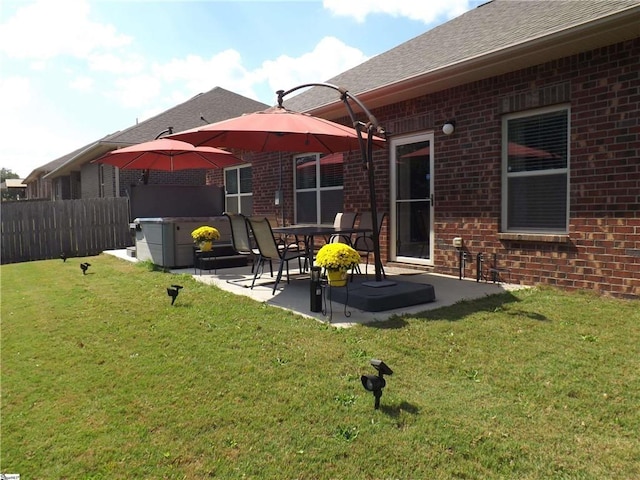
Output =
[
  {"x1": 322, "y1": 276, "x2": 352, "y2": 322},
  {"x1": 193, "y1": 247, "x2": 218, "y2": 275}
]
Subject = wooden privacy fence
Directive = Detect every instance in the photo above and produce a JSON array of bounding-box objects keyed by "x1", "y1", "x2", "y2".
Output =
[{"x1": 1, "y1": 198, "x2": 132, "y2": 264}]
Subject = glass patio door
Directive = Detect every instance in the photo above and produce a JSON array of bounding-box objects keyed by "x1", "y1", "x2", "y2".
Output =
[{"x1": 390, "y1": 133, "x2": 434, "y2": 265}]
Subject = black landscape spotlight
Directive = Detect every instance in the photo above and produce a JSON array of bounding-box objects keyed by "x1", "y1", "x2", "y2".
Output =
[
  {"x1": 361, "y1": 359, "x2": 393, "y2": 410},
  {"x1": 80, "y1": 262, "x2": 91, "y2": 275},
  {"x1": 167, "y1": 285, "x2": 183, "y2": 305}
]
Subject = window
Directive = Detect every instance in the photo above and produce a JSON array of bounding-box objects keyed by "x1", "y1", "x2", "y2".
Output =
[
  {"x1": 294, "y1": 152, "x2": 344, "y2": 224},
  {"x1": 225, "y1": 165, "x2": 252, "y2": 214},
  {"x1": 502, "y1": 106, "x2": 569, "y2": 233}
]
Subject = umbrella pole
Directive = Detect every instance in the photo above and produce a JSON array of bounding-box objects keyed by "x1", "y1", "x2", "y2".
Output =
[
  {"x1": 277, "y1": 83, "x2": 387, "y2": 283},
  {"x1": 336, "y1": 92, "x2": 384, "y2": 283},
  {"x1": 365, "y1": 129, "x2": 384, "y2": 283}
]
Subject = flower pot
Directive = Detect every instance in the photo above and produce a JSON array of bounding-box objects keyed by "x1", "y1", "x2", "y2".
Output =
[
  {"x1": 199, "y1": 241, "x2": 213, "y2": 252},
  {"x1": 326, "y1": 269, "x2": 348, "y2": 287}
]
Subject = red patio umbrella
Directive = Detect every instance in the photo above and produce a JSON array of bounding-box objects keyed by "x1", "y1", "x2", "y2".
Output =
[
  {"x1": 168, "y1": 105, "x2": 385, "y2": 154},
  {"x1": 172, "y1": 85, "x2": 387, "y2": 282},
  {"x1": 93, "y1": 138, "x2": 242, "y2": 171}
]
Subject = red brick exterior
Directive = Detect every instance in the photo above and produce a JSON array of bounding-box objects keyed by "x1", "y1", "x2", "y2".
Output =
[
  {"x1": 404, "y1": 38, "x2": 638, "y2": 298},
  {"x1": 210, "y1": 38, "x2": 640, "y2": 298}
]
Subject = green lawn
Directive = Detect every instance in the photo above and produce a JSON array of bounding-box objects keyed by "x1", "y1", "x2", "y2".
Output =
[{"x1": 1, "y1": 254, "x2": 638, "y2": 479}]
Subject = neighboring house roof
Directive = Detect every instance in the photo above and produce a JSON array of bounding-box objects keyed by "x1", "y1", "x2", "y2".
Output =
[
  {"x1": 45, "y1": 87, "x2": 269, "y2": 179},
  {"x1": 23, "y1": 141, "x2": 105, "y2": 183},
  {"x1": 1, "y1": 179, "x2": 26, "y2": 189},
  {"x1": 284, "y1": 0, "x2": 640, "y2": 117}
]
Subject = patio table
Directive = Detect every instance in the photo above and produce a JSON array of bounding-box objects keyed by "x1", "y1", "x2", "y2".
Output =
[{"x1": 272, "y1": 225, "x2": 371, "y2": 269}]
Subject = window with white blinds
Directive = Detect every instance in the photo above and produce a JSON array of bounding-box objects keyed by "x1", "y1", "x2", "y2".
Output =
[
  {"x1": 294, "y1": 152, "x2": 344, "y2": 224},
  {"x1": 502, "y1": 106, "x2": 569, "y2": 233}
]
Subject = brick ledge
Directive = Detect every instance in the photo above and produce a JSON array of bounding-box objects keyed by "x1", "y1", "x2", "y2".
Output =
[{"x1": 498, "y1": 233, "x2": 570, "y2": 243}]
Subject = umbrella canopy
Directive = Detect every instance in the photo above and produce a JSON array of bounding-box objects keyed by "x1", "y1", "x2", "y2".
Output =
[
  {"x1": 172, "y1": 98, "x2": 387, "y2": 283},
  {"x1": 169, "y1": 106, "x2": 385, "y2": 154},
  {"x1": 94, "y1": 138, "x2": 242, "y2": 171}
]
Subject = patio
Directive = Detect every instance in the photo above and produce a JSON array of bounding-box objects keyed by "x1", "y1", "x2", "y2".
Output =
[{"x1": 105, "y1": 249, "x2": 526, "y2": 327}]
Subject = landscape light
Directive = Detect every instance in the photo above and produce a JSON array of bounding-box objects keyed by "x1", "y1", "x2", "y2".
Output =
[
  {"x1": 167, "y1": 284, "x2": 183, "y2": 305},
  {"x1": 361, "y1": 359, "x2": 393, "y2": 409}
]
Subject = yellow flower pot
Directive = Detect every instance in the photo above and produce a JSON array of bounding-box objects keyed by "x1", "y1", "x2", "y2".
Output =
[
  {"x1": 199, "y1": 241, "x2": 213, "y2": 252},
  {"x1": 326, "y1": 269, "x2": 348, "y2": 287}
]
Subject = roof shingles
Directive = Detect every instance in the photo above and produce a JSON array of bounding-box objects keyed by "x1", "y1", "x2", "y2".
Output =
[{"x1": 285, "y1": 0, "x2": 639, "y2": 112}]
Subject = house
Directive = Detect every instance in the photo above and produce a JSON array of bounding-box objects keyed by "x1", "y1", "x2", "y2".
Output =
[
  {"x1": 24, "y1": 149, "x2": 77, "y2": 200},
  {"x1": 1, "y1": 178, "x2": 27, "y2": 201},
  {"x1": 25, "y1": 137, "x2": 115, "y2": 200},
  {"x1": 26, "y1": 87, "x2": 268, "y2": 202},
  {"x1": 232, "y1": 0, "x2": 640, "y2": 298}
]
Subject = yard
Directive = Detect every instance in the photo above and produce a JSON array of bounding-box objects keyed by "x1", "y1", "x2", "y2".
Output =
[{"x1": 1, "y1": 254, "x2": 638, "y2": 479}]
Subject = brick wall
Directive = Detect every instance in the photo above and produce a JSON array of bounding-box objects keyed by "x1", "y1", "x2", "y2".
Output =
[
  {"x1": 112, "y1": 167, "x2": 209, "y2": 197},
  {"x1": 380, "y1": 38, "x2": 638, "y2": 298},
  {"x1": 81, "y1": 163, "x2": 100, "y2": 198}
]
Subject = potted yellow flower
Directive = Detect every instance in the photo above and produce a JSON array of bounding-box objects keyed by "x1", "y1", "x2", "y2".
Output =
[
  {"x1": 315, "y1": 243, "x2": 360, "y2": 286},
  {"x1": 191, "y1": 225, "x2": 220, "y2": 251}
]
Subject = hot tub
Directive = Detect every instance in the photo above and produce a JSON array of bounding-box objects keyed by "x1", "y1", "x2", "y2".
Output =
[{"x1": 134, "y1": 216, "x2": 233, "y2": 268}]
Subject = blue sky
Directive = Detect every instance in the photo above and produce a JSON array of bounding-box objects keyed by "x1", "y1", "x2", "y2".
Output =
[{"x1": 0, "y1": 0, "x2": 484, "y2": 177}]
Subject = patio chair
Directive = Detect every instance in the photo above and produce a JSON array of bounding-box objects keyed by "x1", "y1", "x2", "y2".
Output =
[
  {"x1": 246, "y1": 216, "x2": 306, "y2": 295},
  {"x1": 353, "y1": 211, "x2": 387, "y2": 278},
  {"x1": 327, "y1": 212, "x2": 358, "y2": 245},
  {"x1": 224, "y1": 212, "x2": 270, "y2": 282}
]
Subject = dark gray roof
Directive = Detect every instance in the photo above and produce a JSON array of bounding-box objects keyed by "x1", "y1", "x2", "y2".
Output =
[
  {"x1": 284, "y1": 0, "x2": 640, "y2": 113},
  {"x1": 24, "y1": 136, "x2": 112, "y2": 183},
  {"x1": 104, "y1": 86, "x2": 269, "y2": 145},
  {"x1": 45, "y1": 87, "x2": 269, "y2": 178}
]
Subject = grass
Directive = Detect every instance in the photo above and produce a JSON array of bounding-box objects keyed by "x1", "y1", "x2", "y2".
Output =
[{"x1": 1, "y1": 254, "x2": 639, "y2": 479}]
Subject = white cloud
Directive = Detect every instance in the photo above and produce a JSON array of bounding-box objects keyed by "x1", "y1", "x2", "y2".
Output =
[
  {"x1": 87, "y1": 53, "x2": 146, "y2": 75},
  {"x1": 0, "y1": 75, "x2": 102, "y2": 177},
  {"x1": 143, "y1": 35, "x2": 370, "y2": 107},
  {"x1": 0, "y1": 76, "x2": 32, "y2": 110},
  {"x1": 30, "y1": 60, "x2": 47, "y2": 71},
  {"x1": 323, "y1": 0, "x2": 475, "y2": 23},
  {"x1": 155, "y1": 50, "x2": 249, "y2": 93},
  {"x1": 0, "y1": 0, "x2": 131, "y2": 60},
  {"x1": 70, "y1": 76, "x2": 94, "y2": 92},
  {"x1": 107, "y1": 75, "x2": 163, "y2": 108},
  {"x1": 257, "y1": 36, "x2": 369, "y2": 98}
]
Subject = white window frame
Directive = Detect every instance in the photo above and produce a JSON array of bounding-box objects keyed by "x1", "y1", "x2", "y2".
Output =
[
  {"x1": 501, "y1": 104, "x2": 570, "y2": 234},
  {"x1": 224, "y1": 164, "x2": 252, "y2": 214},
  {"x1": 293, "y1": 153, "x2": 343, "y2": 224},
  {"x1": 390, "y1": 132, "x2": 435, "y2": 266}
]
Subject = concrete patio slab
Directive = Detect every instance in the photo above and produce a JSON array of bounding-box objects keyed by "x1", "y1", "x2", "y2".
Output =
[{"x1": 104, "y1": 249, "x2": 527, "y2": 328}]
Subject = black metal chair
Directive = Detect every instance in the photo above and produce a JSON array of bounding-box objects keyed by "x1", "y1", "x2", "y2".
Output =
[{"x1": 246, "y1": 216, "x2": 306, "y2": 294}]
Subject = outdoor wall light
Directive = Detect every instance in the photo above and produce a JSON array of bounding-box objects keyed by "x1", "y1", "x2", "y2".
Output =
[
  {"x1": 361, "y1": 359, "x2": 393, "y2": 410},
  {"x1": 442, "y1": 121, "x2": 455, "y2": 135},
  {"x1": 167, "y1": 284, "x2": 183, "y2": 305}
]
